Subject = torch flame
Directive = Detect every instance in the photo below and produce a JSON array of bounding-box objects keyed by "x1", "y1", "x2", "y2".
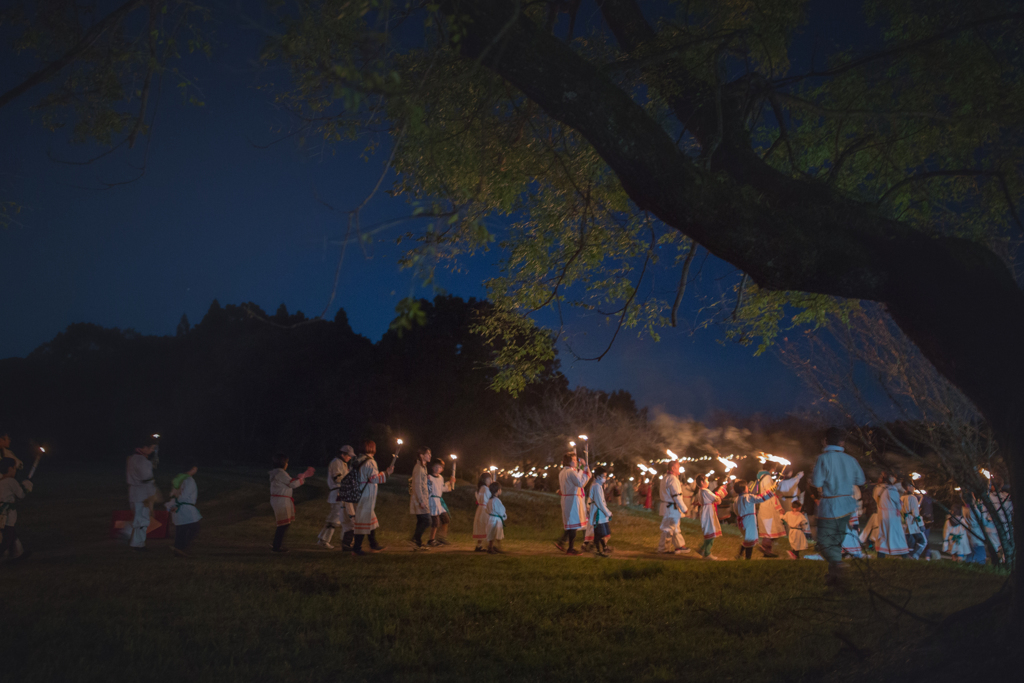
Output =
[
  {"x1": 666, "y1": 449, "x2": 678, "y2": 460},
  {"x1": 716, "y1": 456, "x2": 738, "y2": 471},
  {"x1": 911, "y1": 472, "x2": 921, "y2": 480},
  {"x1": 397, "y1": 439, "x2": 404, "y2": 445}
]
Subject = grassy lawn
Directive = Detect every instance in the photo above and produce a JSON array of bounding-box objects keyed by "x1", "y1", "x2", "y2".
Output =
[{"x1": 1, "y1": 466, "x2": 1007, "y2": 682}]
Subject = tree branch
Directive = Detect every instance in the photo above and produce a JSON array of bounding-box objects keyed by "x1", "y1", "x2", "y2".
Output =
[{"x1": 670, "y1": 240, "x2": 699, "y2": 327}]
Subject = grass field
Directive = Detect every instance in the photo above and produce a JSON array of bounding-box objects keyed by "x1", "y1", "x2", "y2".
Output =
[{"x1": 1, "y1": 465, "x2": 1010, "y2": 682}]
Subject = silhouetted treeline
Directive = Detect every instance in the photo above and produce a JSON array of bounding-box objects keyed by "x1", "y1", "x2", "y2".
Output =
[{"x1": 0, "y1": 295, "x2": 569, "y2": 471}]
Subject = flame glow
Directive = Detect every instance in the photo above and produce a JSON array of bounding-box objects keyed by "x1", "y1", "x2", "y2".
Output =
[{"x1": 716, "y1": 456, "x2": 738, "y2": 471}]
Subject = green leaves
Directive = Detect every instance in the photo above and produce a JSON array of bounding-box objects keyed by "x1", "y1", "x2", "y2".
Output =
[{"x1": 389, "y1": 297, "x2": 428, "y2": 336}]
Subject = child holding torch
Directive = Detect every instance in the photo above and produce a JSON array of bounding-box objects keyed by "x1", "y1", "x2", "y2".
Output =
[
  {"x1": 269, "y1": 453, "x2": 315, "y2": 553},
  {"x1": 589, "y1": 467, "x2": 614, "y2": 556},
  {"x1": 426, "y1": 459, "x2": 456, "y2": 546},
  {"x1": 658, "y1": 461, "x2": 690, "y2": 554},
  {"x1": 694, "y1": 474, "x2": 728, "y2": 560},
  {"x1": 732, "y1": 478, "x2": 776, "y2": 560}
]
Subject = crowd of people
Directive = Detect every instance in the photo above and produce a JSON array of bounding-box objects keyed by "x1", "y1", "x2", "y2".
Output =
[{"x1": 0, "y1": 426, "x2": 1012, "y2": 584}]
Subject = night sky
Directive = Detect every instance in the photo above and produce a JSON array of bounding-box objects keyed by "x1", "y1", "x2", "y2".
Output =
[{"x1": 0, "y1": 2, "x2": 869, "y2": 419}]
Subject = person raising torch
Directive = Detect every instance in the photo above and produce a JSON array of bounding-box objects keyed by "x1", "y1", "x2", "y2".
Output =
[
  {"x1": 554, "y1": 450, "x2": 590, "y2": 555},
  {"x1": 657, "y1": 461, "x2": 690, "y2": 554}
]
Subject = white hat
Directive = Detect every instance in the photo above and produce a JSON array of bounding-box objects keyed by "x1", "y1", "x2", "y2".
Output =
[{"x1": 340, "y1": 445, "x2": 355, "y2": 456}]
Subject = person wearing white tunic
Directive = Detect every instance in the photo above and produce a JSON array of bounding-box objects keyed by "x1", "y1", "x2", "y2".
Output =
[
  {"x1": 782, "y1": 502, "x2": 810, "y2": 559},
  {"x1": 352, "y1": 440, "x2": 394, "y2": 556},
  {"x1": 875, "y1": 476, "x2": 909, "y2": 558},
  {"x1": 555, "y1": 452, "x2": 590, "y2": 555},
  {"x1": 317, "y1": 445, "x2": 355, "y2": 550},
  {"x1": 694, "y1": 475, "x2": 727, "y2": 559},
  {"x1": 841, "y1": 512, "x2": 865, "y2": 559},
  {"x1": 409, "y1": 448, "x2": 432, "y2": 550},
  {"x1": 811, "y1": 428, "x2": 866, "y2": 585},
  {"x1": 426, "y1": 460, "x2": 456, "y2": 546},
  {"x1": 589, "y1": 467, "x2": 613, "y2": 556},
  {"x1": 485, "y1": 482, "x2": 507, "y2": 553},
  {"x1": 942, "y1": 505, "x2": 971, "y2": 560},
  {"x1": 776, "y1": 471, "x2": 805, "y2": 512},
  {"x1": 0, "y1": 456, "x2": 34, "y2": 561},
  {"x1": 900, "y1": 479, "x2": 927, "y2": 560},
  {"x1": 269, "y1": 454, "x2": 315, "y2": 553},
  {"x1": 753, "y1": 469, "x2": 785, "y2": 557},
  {"x1": 473, "y1": 473, "x2": 493, "y2": 552},
  {"x1": 733, "y1": 479, "x2": 776, "y2": 560},
  {"x1": 126, "y1": 436, "x2": 160, "y2": 551},
  {"x1": 657, "y1": 462, "x2": 690, "y2": 554},
  {"x1": 963, "y1": 492, "x2": 996, "y2": 564},
  {"x1": 166, "y1": 466, "x2": 201, "y2": 558}
]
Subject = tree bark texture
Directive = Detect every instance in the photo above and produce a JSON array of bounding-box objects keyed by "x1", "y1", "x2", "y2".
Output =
[{"x1": 450, "y1": 0, "x2": 1024, "y2": 615}]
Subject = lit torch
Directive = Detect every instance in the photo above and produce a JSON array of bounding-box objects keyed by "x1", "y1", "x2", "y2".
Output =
[
  {"x1": 716, "y1": 456, "x2": 738, "y2": 472},
  {"x1": 578, "y1": 435, "x2": 589, "y2": 469},
  {"x1": 450, "y1": 453, "x2": 457, "y2": 479},
  {"x1": 28, "y1": 446, "x2": 45, "y2": 478}
]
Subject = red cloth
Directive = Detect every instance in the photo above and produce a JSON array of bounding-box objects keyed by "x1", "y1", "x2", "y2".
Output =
[{"x1": 109, "y1": 509, "x2": 170, "y2": 539}]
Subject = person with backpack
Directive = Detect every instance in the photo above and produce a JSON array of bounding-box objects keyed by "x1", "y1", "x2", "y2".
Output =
[
  {"x1": 269, "y1": 453, "x2": 315, "y2": 553},
  {"x1": 317, "y1": 445, "x2": 356, "y2": 550},
  {"x1": 352, "y1": 440, "x2": 394, "y2": 556}
]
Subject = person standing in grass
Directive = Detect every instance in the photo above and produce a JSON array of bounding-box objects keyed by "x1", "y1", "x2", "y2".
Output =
[
  {"x1": 589, "y1": 467, "x2": 613, "y2": 557},
  {"x1": 875, "y1": 474, "x2": 910, "y2": 559},
  {"x1": 0, "y1": 457, "x2": 34, "y2": 562},
  {"x1": 409, "y1": 448, "x2": 432, "y2": 551},
  {"x1": 811, "y1": 427, "x2": 866, "y2": 586},
  {"x1": 901, "y1": 479, "x2": 927, "y2": 560},
  {"x1": 485, "y1": 482, "x2": 507, "y2": 554},
  {"x1": 693, "y1": 474, "x2": 727, "y2": 560},
  {"x1": 942, "y1": 504, "x2": 971, "y2": 560},
  {"x1": 167, "y1": 465, "x2": 201, "y2": 558},
  {"x1": 555, "y1": 451, "x2": 590, "y2": 555},
  {"x1": 426, "y1": 459, "x2": 455, "y2": 547},
  {"x1": 352, "y1": 440, "x2": 393, "y2": 556},
  {"x1": 318, "y1": 445, "x2": 355, "y2": 550},
  {"x1": 269, "y1": 453, "x2": 315, "y2": 553},
  {"x1": 473, "y1": 472, "x2": 493, "y2": 552},
  {"x1": 733, "y1": 478, "x2": 775, "y2": 560},
  {"x1": 657, "y1": 461, "x2": 689, "y2": 554},
  {"x1": 753, "y1": 468, "x2": 785, "y2": 558},
  {"x1": 782, "y1": 501, "x2": 810, "y2": 560},
  {"x1": 126, "y1": 435, "x2": 160, "y2": 552},
  {"x1": 841, "y1": 493, "x2": 866, "y2": 559}
]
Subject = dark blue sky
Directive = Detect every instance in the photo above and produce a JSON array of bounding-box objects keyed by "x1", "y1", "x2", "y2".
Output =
[{"x1": 1, "y1": 1, "x2": 870, "y2": 419}]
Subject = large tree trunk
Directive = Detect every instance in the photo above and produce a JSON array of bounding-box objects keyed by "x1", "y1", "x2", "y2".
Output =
[{"x1": 449, "y1": 0, "x2": 1024, "y2": 615}]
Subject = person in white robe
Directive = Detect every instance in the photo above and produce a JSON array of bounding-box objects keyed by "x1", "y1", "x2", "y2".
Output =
[
  {"x1": 658, "y1": 462, "x2": 690, "y2": 554},
  {"x1": 473, "y1": 473, "x2": 493, "y2": 551},
  {"x1": 875, "y1": 476, "x2": 909, "y2": 558},
  {"x1": 0, "y1": 456, "x2": 33, "y2": 561},
  {"x1": 777, "y1": 471, "x2": 805, "y2": 512},
  {"x1": 352, "y1": 440, "x2": 394, "y2": 556},
  {"x1": 733, "y1": 479, "x2": 776, "y2": 560},
  {"x1": 694, "y1": 475, "x2": 728, "y2": 560},
  {"x1": 409, "y1": 448, "x2": 432, "y2": 550},
  {"x1": 555, "y1": 452, "x2": 590, "y2": 555},
  {"x1": 126, "y1": 436, "x2": 160, "y2": 551},
  {"x1": 841, "y1": 512, "x2": 865, "y2": 559},
  {"x1": 589, "y1": 467, "x2": 613, "y2": 556},
  {"x1": 317, "y1": 445, "x2": 355, "y2": 550},
  {"x1": 900, "y1": 479, "x2": 927, "y2": 559},
  {"x1": 485, "y1": 482, "x2": 507, "y2": 553},
  {"x1": 426, "y1": 459, "x2": 456, "y2": 546},
  {"x1": 753, "y1": 469, "x2": 785, "y2": 557},
  {"x1": 166, "y1": 466, "x2": 201, "y2": 557},
  {"x1": 269, "y1": 453, "x2": 315, "y2": 553},
  {"x1": 942, "y1": 505, "x2": 972, "y2": 559},
  {"x1": 963, "y1": 492, "x2": 996, "y2": 564},
  {"x1": 782, "y1": 502, "x2": 810, "y2": 559}
]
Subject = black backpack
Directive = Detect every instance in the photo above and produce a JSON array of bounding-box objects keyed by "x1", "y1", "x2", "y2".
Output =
[{"x1": 336, "y1": 457, "x2": 371, "y2": 503}]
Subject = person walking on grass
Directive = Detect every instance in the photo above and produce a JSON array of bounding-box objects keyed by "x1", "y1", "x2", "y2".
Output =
[
  {"x1": 901, "y1": 479, "x2": 927, "y2": 560},
  {"x1": 0, "y1": 457, "x2": 34, "y2": 562},
  {"x1": 485, "y1": 482, "x2": 507, "y2": 554},
  {"x1": 782, "y1": 501, "x2": 810, "y2": 560},
  {"x1": 473, "y1": 472, "x2": 493, "y2": 552},
  {"x1": 352, "y1": 440, "x2": 393, "y2": 556},
  {"x1": 269, "y1": 454, "x2": 315, "y2": 553},
  {"x1": 589, "y1": 467, "x2": 613, "y2": 557},
  {"x1": 753, "y1": 467, "x2": 785, "y2": 557},
  {"x1": 657, "y1": 461, "x2": 690, "y2": 555},
  {"x1": 694, "y1": 474, "x2": 728, "y2": 560},
  {"x1": 167, "y1": 465, "x2": 201, "y2": 558},
  {"x1": 409, "y1": 447, "x2": 432, "y2": 551},
  {"x1": 875, "y1": 474, "x2": 910, "y2": 559},
  {"x1": 317, "y1": 445, "x2": 355, "y2": 550},
  {"x1": 811, "y1": 427, "x2": 866, "y2": 586},
  {"x1": 126, "y1": 435, "x2": 160, "y2": 552},
  {"x1": 555, "y1": 451, "x2": 590, "y2": 555},
  {"x1": 426, "y1": 459, "x2": 455, "y2": 547},
  {"x1": 733, "y1": 478, "x2": 776, "y2": 560}
]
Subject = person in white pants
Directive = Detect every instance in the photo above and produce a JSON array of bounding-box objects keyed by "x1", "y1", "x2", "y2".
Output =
[
  {"x1": 318, "y1": 445, "x2": 356, "y2": 549},
  {"x1": 657, "y1": 461, "x2": 689, "y2": 554},
  {"x1": 126, "y1": 435, "x2": 160, "y2": 551}
]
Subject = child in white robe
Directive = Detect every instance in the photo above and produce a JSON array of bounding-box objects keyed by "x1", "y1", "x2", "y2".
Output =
[
  {"x1": 269, "y1": 453, "x2": 315, "y2": 553},
  {"x1": 732, "y1": 479, "x2": 776, "y2": 560},
  {"x1": 582, "y1": 498, "x2": 596, "y2": 551},
  {"x1": 782, "y1": 502, "x2": 810, "y2": 559},
  {"x1": 942, "y1": 505, "x2": 972, "y2": 560},
  {"x1": 694, "y1": 475, "x2": 728, "y2": 560},
  {"x1": 842, "y1": 512, "x2": 865, "y2": 559},
  {"x1": 753, "y1": 470, "x2": 785, "y2": 557},
  {"x1": 485, "y1": 482, "x2": 507, "y2": 553},
  {"x1": 875, "y1": 476, "x2": 910, "y2": 558},
  {"x1": 318, "y1": 446, "x2": 355, "y2": 550},
  {"x1": 589, "y1": 467, "x2": 613, "y2": 556},
  {"x1": 900, "y1": 479, "x2": 927, "y2": 559},
  {"x1": 658, "y1": 463, "x2": 689, "y2": 554},
  {"x1": 0, "y1": 457, "x2": 34, "y2": 561},
  {"x1": 777, "y1": 471, "x2": 804, "y2": 512},
  {"x1": 166, "y1": 465, "x2": 201, "y2": 557},
  {"x1": 426, "y1": 460, "x2": 456, "y2": 546},
  {"x1": 473, "y1": 473, "x2": 493, "y2": 552},
  {"x1": 352, "y1": 440, "x2": 393, "y2": 556}
]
